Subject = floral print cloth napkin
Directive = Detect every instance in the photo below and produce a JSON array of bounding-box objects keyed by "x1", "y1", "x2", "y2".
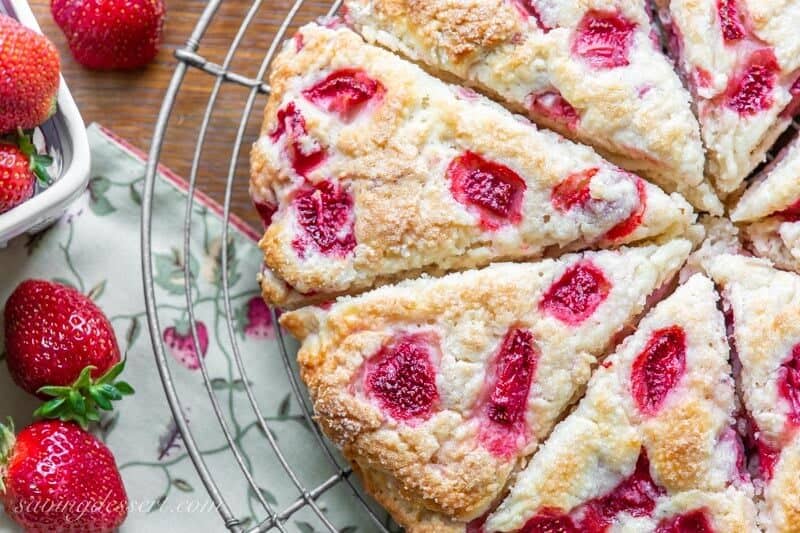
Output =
[{"x1": 0, "y1": 124, "x2": 390, "y2": 533}]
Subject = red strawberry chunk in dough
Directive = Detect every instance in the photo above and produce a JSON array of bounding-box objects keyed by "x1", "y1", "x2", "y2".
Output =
[
  {"x1": 777, "y1": 198, "x2": 800, "y2": 221},
  {"x1": 447, "y1": 151, "x2": 527, "y2": 230},
  {"x1": 540, "y1": 261, "x2": 611, "y2": 325},
  {"x1": 292, "y1": 179, "x2": 356, "y2": 258},
  {"x1": 572, "y1": 10, "x2": 637, "y2": 70},
  {"x1": 303, "y1": 68, "x2": 385, "y2": 120},
  {"x1": 365, "y1": 334, "x2": 439, "y2": 421},
  {"x1": 605, "y1": 177, "x2": 646, "y2": 241},
  {"x1": 574, "y1": 451, "x2": 665, "y2": 531},
  {"x1": 631, "y1": 326, "x2": 687, "y2": 415},
  {"x1": 656, "y1": 509, "x2": 715, "y2": 533},
  {"x1": 478, "y1": 328, "x2": 538, "y2": 457},
  {"x1": 778, "y1": 343, "x2": 800, "y2": 426},
  {"x1": 523, "y1": 452, "x2": 664, "y2": 532},
  {"x1": 254, "y1": 200, "x2": 278, "y2": 228},
  {"x1": 725, "y1": 49, "x2": 779, "y2": 116},
  {"x1": 551, "y1": 168, "x2": 597, "y2": 212},
  {"x1": 519, "y1": 508, "x2": 579, "y2": 532},
  {"x1": 270, "y1": 102, "x2": 327, "y2": 177},
  {"x1": 512, "y1": 0, "x2": 551, "y2": 32},
  {"x1": 717, "y1": 0, "x2": 745, "y2": 43},
  {"x1": 530, "y1": 89, "x2": 580, "y2": 131}
]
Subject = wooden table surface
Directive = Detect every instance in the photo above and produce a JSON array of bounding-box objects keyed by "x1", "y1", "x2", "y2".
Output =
[{"x1": 30, "y1": 0, "x2": 332, "y2": 228}]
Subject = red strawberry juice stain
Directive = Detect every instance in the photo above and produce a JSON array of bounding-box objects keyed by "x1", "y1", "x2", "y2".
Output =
[
  {"x1": 529, "y1": 89, "x2": 580, "y2": 131},
  {"x1": 518, "y1": 508, "x2": 579, "y2": 532},
  {"x1": 572, "y1": 10, "x2": 637, "y2": 70},
  {"x1": 605, "y1": 177, "x2": 646, "y2": 241},
  {"x1": 517, "y1": 451, "x2": 664, "y2": 532},
  {"x1": 776, "y1": 198, "x2": 800, "y2": 221},
  {"x1": 656, "y1": 508, "x2": 715, "y2": 533},
  {"x1": 447, "y1": 151, "x2": 527, "y2": 230},
  {"x1": 364, "y1": 334, "x2": 440, "y2": 421},
  {"x1": 778, "y1": 343, "x2": 800, "y2": 426},
  {"x1": 270, "y1": 102, "x2": 327, "y2": 176},
  {"x1": 742, "y1": 413, "x2": 780, "y2": 482},
  {"x1": 631, "y1": 326, "x2": 687, "y2": 415},
  {"x1": 303, "y1": 68, "x2": 385, "y2": 121},
  {"x1": 291, "y1": 179, "x2": 356, "y2": 258},
  {"x1": 539, "y1": 261, "x2": 611, "y2": 325},
  {"x1": 253, "y1": 200, "x2": 277, "y2": 228},
  {"x1": 477, "y1": 328, "x2": 538, "y2": 457},
  {"x1": 512, "y1": 0, "x2": 551, "y2": 32}
]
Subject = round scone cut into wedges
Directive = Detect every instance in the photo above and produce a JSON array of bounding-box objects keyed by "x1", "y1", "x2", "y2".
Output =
[
  {"x1": 279, "y1": 240, "x2": 691, "y2": 532},
  {"x1": 344, "y1": 0, "x2": 719, "y2": 213},
  {"x1": 250, "y1": 23, "x2": 695, "y2": 309},
  {"x1": 730, "y1": 135, "x2": 800, "y2": 273},
  {"x1": 653, "y1": 0, "x2": 800, "y2": 196},
  {"x1": 706, "y1": 255, "x2": 800, "y2": 533},
  {"x1": 484, "y1": 274, "x2": 757, "y2": 533}
]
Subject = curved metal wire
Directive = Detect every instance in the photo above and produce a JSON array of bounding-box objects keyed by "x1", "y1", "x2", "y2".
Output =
[{"x1": 142, "y1": 0, "x2": 391, "y2": 531}]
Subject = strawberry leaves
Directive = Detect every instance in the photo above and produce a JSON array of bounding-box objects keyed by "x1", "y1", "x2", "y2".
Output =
[
  {"x1": 16, "y1": 130, "x2": 53, "y2": 186},
  {"x1": 34, "y1": 360, "x2": 135, "y2": 429}
]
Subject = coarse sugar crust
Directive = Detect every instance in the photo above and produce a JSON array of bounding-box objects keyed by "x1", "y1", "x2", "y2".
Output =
[
  {"x1": 280, "y1": 241, "x2": 690, "y2": 529},
  {"x1": 252, "y1": 23, "x2": 695, "y2": 309},
  {"x1": 345, "y1": 0, "x2": 717, "y2": 213}
]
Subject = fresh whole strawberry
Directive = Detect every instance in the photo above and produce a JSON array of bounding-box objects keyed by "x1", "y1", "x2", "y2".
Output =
[
  {"x1": 51, "y1": 0, "x2": 166, "y2": 70},
  {"x1": 0, "y1": 134, "x2": 53, "y2": 214},
  {"x1": 0, "y1": 14, "x2": 61, "y2": 134},
  {"x1": 0, "y1": 419, "x2": 128, "y2": 532},
  {"x1": 4, "y1": 280, "x2": 134, "y2": 428}
]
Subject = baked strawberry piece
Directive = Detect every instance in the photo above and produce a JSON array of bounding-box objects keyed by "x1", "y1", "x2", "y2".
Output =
[
  {"x1": 707, "y1": 255, "x2": 800, "y2": 532},
  {"x1": 280, "y1": 240, "x2": 691, "y2": 532},
  {"x1": 653, "y1": 0, "x2": 800, "y2": 196},
  {"x1": 251, "y1": 23, "x2": 695, "y2": 308},
  {"x1": 344, "y1": 0, "x2": 718, "y2": 213},
  {"x1": 729, "y1": 135, "x2": 800, "y2": 273},
  {"x1": 484, "y1": 274, "x2": 757, "y2": 533}
]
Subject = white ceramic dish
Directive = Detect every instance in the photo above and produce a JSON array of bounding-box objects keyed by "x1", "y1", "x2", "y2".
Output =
[{"x1": 0, "y1": 0, "x2": 90, "y2": 247}]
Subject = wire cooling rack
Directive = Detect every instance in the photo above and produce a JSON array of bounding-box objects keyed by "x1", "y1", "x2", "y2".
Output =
[
  {"x1": 139, "y1": 1, "x2": 800, "y2": 531},
  {"x1": 139, "y1": 1, "x2": 394, "y2": 531}
]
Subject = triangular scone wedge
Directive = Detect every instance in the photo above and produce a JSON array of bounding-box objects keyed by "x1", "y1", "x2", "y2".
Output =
[
  {"x1": 344, "y1": 0, "x2": 718, "y2": 213},
  {"x1": 653, "y1": 0, "x2": 800, "y2": 196},
  {"x1": 729, "y1": 136, "x2": 800, "y2": 273},
  {"x1": 485, "y1": 274, "x2": 757, "y2": 533},
  {"x1": 707, "y1": 255, "x2": 800, "y2": 532},
  {"x1": 280, "y1": 241, "x2": 691, "y2": 531},
  {"x1": 251, "y1": 23, "x2": 696, "y2": 308}
]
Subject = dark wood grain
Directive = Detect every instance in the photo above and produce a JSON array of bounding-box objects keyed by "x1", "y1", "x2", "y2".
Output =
[{"x1": 30, "y1": 0, "x2": 332, "y2": 227}]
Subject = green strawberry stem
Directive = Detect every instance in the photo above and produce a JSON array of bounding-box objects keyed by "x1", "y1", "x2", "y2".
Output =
[
  {"x1": 15, "y1": 129, "x2": 53, "y2": 186},
  {"x1": 0, "y1": 418, "x2": 15, "y2": 494},
  {"x1": 33, "y1": 359, "x2": 135, "y2": 430}
]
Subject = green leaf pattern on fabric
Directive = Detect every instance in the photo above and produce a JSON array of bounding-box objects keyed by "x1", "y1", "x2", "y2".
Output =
[{"x1": 0, "y1": 125, "x2": 389, "y2": 532}]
